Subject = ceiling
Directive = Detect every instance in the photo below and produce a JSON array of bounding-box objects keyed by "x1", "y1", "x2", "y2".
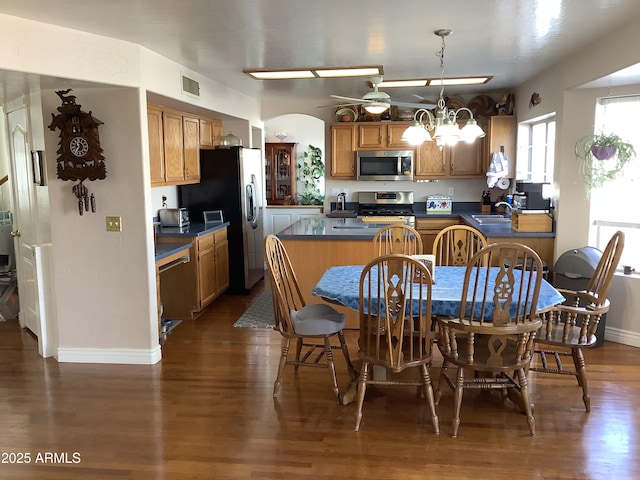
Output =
[{"x1": 2, "y1": 0, "x2": 640, "y2": 108}]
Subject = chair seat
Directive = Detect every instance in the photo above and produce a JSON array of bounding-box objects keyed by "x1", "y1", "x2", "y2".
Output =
[
  {"x1": 439, "y1": 333, "x2": 534, "y2": 372},
  {"x1": 290, "y1": 303, "x2": 346, "y2": 336},
  {"x1": 537, "y1": 323, "x2": 597, "y2": 347}
]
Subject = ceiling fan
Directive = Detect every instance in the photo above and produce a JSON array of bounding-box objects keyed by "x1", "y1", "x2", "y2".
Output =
[{"x1": 324, "y1": 76, "x2": 436, "y2": 113}]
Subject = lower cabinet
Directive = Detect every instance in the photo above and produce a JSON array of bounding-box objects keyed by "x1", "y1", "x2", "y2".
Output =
[
  {"x1": 158, "y1": 227, "x2": 229, "y2": 320},
  {"x1": 415, "y1": 217, "x2": 462, "y2": 253}
]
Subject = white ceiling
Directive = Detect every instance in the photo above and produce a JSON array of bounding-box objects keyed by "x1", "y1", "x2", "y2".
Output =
[{"x1": 2, "y1": 0, "x2": 640, "y2": 107}]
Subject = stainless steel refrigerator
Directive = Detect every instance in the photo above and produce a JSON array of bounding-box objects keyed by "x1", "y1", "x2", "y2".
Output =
[{"x1": 179, "y1": 146, "x2": 264, "y2": 294}]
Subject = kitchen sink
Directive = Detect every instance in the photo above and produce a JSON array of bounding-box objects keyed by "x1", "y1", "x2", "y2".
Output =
[
  {"x1": 471, "y1": 214, "x2": 512, "y2": 225},
  {"x1": 332, "y1": 224, "x2": 369, "y2": 230}
]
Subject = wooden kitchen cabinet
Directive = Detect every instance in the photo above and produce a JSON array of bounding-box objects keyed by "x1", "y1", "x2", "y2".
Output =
[
  {"x1": 414, "y1": 122, "x2": 486, "y2": 179},
  {"x1": 147, "y1": 104, "x2": 201, "y2": 186},
  {"x1": 415, "y1": 217, "x2": 461, "y2": 253},
  {"x1": 199, "y1": 117, "x2": 224, "y2": 148},
  {"x1": 148, "y1": 106, "x2": 165, "y2": 185},
  {"x1": 183, "y1": 115, "x2": 200, "y2": 182},
  {"x1": 330, "y1": 123, "x2": 357, "y2": 178},
  {"x1": 157, "y1": 227, "x2": 229, "y2": 319},
  {"x1": 265, "y1": 142, "x2": 297, "y2": 204},
  {"x1": 485, "y1": 115, "x2": 517, "y2": 178},
  {"x1": 196, "y1": 227, "x2": 229, "y2": 310},
  {"x1": 357, "y1": 122, "x2": 410, "y2": 149}
]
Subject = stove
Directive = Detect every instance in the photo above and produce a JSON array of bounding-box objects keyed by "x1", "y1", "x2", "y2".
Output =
[{"x1": 358, "y1": 192, "x2": 415, "y2": 222}]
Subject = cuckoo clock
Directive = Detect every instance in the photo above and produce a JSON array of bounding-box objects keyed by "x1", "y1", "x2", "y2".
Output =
[{"x1": 48, "y1": 89, "x2": 106, "y2": 215}]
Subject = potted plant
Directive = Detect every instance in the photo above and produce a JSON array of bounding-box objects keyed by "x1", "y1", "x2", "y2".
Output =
[
  {"x1": 575, "y1": 132, "x2": 636, "y2": 197},
  {"x1": 296, "y1": 145, "x2": 325, "y2": 205}
]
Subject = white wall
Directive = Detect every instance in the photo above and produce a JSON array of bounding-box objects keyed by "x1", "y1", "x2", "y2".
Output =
[
  {"x1": 264, "y1": 114, "x2": 325, "y2": 197},
  {"x1": 515, "y1": 14, "x2": 640, "y2": 345},
  {"x1": 0, "y1": 14, "x2": 261, "y2": 362}
]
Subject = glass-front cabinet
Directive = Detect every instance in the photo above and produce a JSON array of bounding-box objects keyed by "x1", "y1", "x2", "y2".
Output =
[{"x1": 265, "y1": 142, "x2": 297, "y2": 205}]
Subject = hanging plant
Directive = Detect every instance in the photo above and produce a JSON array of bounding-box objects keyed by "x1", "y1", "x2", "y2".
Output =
[
  {"x1": 296, "y1": 145, "x2": 325, "y2": 205},
  {"x1": 575, "y1": 132, "x2": 636, "y2": 198}
]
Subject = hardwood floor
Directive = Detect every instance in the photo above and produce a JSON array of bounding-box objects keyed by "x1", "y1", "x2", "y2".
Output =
[{"x1": 2, "y1": 280, "x2": 640, "y2": 479}]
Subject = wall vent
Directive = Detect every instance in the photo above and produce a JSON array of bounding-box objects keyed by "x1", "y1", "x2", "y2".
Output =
[{"x1": 181, "y1": 74, "x2": 200, "y2": 98}]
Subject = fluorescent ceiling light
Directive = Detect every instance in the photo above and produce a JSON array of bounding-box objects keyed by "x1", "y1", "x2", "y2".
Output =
[
  {"x1": 244, "y1": 66, "x2": 383, "y2": 80},
  {"x1": 315, "y1": 67, "x2": 382, "y2": 77},
  {"x1": 429, "y1": 76, "x2": 492, "y2": 86},
  {"x1": 378, "y1": 79, "x2": 428, "y2": 88},
  {"x1": 244, "y1": 70, "x2": 315, "y2": 79}
]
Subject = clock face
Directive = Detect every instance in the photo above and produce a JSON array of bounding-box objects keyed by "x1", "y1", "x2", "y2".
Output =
[{"x1": 69, "y1": 136, "x2": 89, "y2": 157}]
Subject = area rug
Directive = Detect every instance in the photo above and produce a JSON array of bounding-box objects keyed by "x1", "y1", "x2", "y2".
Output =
[{"x1": 232, "y1": 292, "x2": 275, "y2": 329}]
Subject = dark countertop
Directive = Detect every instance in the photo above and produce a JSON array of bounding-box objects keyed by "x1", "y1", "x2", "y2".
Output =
[
  {"x1": 277, "y1": 214, "x2": 555, "y2": 240},
  {"x1": 154, "y1": 221, "x2": 230, "y2": 263},
  {"x1": 155, "y1": 242, "x2": 191, "y2": 264},
  {"x1": 155, "y1": 221, "x2": 230, "y2": 238}
]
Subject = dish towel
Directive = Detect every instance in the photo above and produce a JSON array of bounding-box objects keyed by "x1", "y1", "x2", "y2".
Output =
[{"x1": 486, "y1": 151, "x2": 509, "y2": 188}]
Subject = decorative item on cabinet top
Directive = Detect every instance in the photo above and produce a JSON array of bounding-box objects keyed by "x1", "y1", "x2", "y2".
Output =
[{"x1": 48, "y1": 89, "x2": 106, "y2": 216}]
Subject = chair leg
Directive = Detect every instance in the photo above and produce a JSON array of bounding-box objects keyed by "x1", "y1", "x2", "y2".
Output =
[
  {"x1": 434, "y1": 358, "x2": 449, "y2": 405},
  {"x1": 354, "y1": 362, "x2": 369, "y2": 431},
  {"x1": 294, "y1": 337, "x2": 303, "y2": 373},
  {"x1": 323, "y1": 336, "x2": 341, "y2": 404},
  {"x1": 517, "y1": 368, "x2": 536, "y2": 435},
  {"x1": 337, "y1": 330, "x2": 357, "y2": 380},
  {"x1": 572, "y1": 347, "x2": 591, "y2": 412},
  {"x1": 420, "y1": 364, "x2": 440, "y2": 434},
  {"x1": 452, "y1": 367, "x2": 465, "y2": 438},
  {"x1": 273, "y1": 337, "x2": 291, "y2": 397}
]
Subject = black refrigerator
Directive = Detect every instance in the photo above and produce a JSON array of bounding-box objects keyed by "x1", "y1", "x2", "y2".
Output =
[{"x1": 179, "y1": 146, "x2": 264, "y2": 294}]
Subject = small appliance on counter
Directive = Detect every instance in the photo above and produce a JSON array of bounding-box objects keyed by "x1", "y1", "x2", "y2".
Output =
[
  {"x1": 513, "y1": 182, "x2": 551, "y2": 212},
  {"x1": 158, "y1": 208, "x2": 190, "y2": 227}
]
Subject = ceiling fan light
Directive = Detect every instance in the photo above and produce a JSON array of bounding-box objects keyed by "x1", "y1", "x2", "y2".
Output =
[{"x1": 364, "y1": 102, "x2": 390, "y2": 114}]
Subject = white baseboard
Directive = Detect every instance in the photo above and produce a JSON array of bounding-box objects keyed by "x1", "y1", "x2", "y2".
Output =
[
  {"x1": 57, "y1": 346, "x2": 162, "y2": 364},
  {"x1": 605, "y1": 327, "x2": 640, "y2": 348}
]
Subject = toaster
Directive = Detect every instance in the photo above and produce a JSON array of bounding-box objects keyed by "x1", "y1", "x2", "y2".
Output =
[{"x1": 158, "y1": 208, "x2": 190, "y2": 227}]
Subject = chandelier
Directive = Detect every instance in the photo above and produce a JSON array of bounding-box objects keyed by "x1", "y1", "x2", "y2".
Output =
[{"x1": 402, "y1": 29, "x2": 485, "y2": 148}]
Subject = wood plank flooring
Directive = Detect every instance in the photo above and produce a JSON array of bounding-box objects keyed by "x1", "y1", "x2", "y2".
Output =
[{"x1": 2, "y1": 280, "x2": 640, "y2": 479}]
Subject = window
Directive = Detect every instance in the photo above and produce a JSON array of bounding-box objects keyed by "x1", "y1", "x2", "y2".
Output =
[
  {"x1": 589, "y1": 95, "x2": 640, "y2": 270},
  {"x1": 517, "y1": 114, "x2": 556, "y2": 182}
]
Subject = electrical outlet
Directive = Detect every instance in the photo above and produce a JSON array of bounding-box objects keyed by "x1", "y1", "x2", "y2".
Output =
[
  {"x1": 448, "y1": 187, "x2": 454, "y2": 196},
  {"x1": 343, "y1": 188, "x2": 349, "y2": 196},
  {"x1": 106, "y1": 216, "x2": 122, "y2": 232}
]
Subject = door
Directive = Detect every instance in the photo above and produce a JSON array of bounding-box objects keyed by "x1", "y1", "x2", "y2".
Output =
[{"x1": 6, "y1": 103, "x2": 43, "y2": 346}]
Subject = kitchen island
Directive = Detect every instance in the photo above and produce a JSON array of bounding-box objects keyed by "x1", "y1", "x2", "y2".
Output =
[{"x1": 278, "y1": 215, "x2": 555, "y2": 328}]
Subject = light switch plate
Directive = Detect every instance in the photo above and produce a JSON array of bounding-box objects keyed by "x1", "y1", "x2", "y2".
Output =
[{"x1": 106, "y1": 216, "x2": 122, "y2": 232}]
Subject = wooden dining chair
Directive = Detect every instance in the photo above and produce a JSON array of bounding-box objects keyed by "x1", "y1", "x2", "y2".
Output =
[
  {"x1": 435, "y1": 242, "x2": 544, "y2": 437},
  {"x1": 531, "y1": 230, "x2": 625, "y2": 412},
  {"x1": 432, "y1": 224, "x2": 487, "y2": 266},
  {"x1": 372, "y1": 224, "x2": 423, "y2": 256},
  {"x1": 355, "y1": 254, "x2": 439, "y2": 433},
  {"x1": 264, "y1": 234, "x2": 356, "y2": 403}
]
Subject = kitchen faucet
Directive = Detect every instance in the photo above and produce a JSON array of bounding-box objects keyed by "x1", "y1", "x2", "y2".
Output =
[
  {"x1": 337, "y1": 192, "x2": 346, "y2": 211},
  {"x1": 494, "y1": 201, "x2": 513, "y2": 218}
]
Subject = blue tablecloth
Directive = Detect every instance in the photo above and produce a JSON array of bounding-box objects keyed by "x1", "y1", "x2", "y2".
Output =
[{"x1": 312, "y1": 265, "x2": 565, "y2": 318}]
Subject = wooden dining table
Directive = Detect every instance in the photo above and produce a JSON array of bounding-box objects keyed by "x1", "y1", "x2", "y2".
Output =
[{"x1": 312, "y1": 264, "x2": 566, "y2": 405}]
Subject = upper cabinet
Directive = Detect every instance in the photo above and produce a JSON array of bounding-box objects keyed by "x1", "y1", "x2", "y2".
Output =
[
  {"x1": 265, "y1": 142, "x2": 297, "y2": 205},
  {"x1": 148, "y1": 104, "x2": 224, "y2": 187},
  {"x1": 199, "y1": 117, "x2": 223, "y2": 149},
  {"x1": 357, "y1": 122, "x2": 410, "y2": 149},
  {"x1": 330, "y1": 124, "x2": 357, "y2": 178},
  {"x1": 484, "y1": 115, "x2": 517, "y2": 178}
]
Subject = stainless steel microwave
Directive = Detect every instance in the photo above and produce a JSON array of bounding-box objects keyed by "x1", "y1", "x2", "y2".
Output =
[{"x1": 356, "y1": 150, "x2": 414, "y2": 181}]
